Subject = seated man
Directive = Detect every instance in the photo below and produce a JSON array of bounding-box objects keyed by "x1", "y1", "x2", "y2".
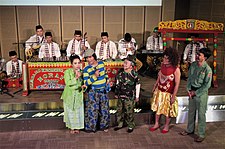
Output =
[
  {"x1": 118, "y1": 33, "x2": 136, "y2": 60},
  {"x1": 183, "y1": 34, "x2": 204, "y2": 65},
  {"x1": 146, "y1": 27, "x2": 163, "y2": 51},
  {"x1": 39, "y1": 32, "x2": 61, "y2": 59},
  {"x1": 6, "y1": 51, "x2": 23, "y2": 78},
  {"x1": 66, "y1": 30, "x2": 90, "y2": 59},
  {"x1": 95, "y1": 32, "x2": 118, "y2": 60},
  {"x1": 25, "y1": 25, "x2": 45, "y2": 58},
  {"x1": 118, "y1": 33, "x2": 142, "y2": 71},
  {"x1": 0, "y1": 57, "x2": 6, "y2": 73}
]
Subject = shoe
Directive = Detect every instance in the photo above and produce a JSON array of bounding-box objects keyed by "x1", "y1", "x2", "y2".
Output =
[
  {"x1": 161, "y1": 129, "x2": 169, "y2": 134},
  {"x1": 149, "y1": 126, "x2": 159, "y2": 132},
  {"x1": 114, "y1": 126, "x2": 123, "y2": 131},
  {"x1": 179, "y1": 131, "x2": 194, "y2": 136},
  {"x1": 127, "y1": 128, "x2": 133, "y2": 133},
  {"x1": 194, "y1": 136, "x2": 205, "y2": 142}
]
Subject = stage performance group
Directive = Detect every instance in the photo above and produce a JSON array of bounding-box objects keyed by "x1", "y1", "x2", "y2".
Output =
[{"x1": 0, "y1": 24, "x2": 213, "y2": 143}]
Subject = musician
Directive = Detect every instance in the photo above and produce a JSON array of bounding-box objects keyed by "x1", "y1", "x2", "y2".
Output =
[
  {"x1": 183, "y1": 35, "x2": 205, "y2": 65},
  {"x1": 0, "y1": 57, "x2": 7, "y2": 81},
  {"x1": 118, "y1": 33, "x2": 143, "y2": 71},
  {"x1": 0, "y1": 57, "x2": 6, "y2": 72},
  {"x1": 95, "y1": 32, "x2": 118, "y2": 60},
  {"x1": 6, "y1": 51, "x2": 23, "y2": 78},
  {"x1": 146, "y1": 27, "x2": 163, "y2": 51},
  {"x1": 118, "y1": 33, "x2": 136, "y2": 59},
  {"x1": 66, "y1": 30, "x2": 90, "y2": 59},
  {"x1": 38, "y1": 32, "x2": 61, "y2": 59},
  {"x1": 25, "y1": 25, "x2": 45, "y2": 57}
]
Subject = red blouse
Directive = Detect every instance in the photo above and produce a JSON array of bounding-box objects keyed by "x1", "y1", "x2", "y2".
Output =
[{"x1": 157, "y1": 64, "x2": 177, "y2": 94}]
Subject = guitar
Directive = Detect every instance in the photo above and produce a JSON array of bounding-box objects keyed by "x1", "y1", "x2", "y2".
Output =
[{"x1": 26, "y1": 44, "x2": 42, "y2": 57}]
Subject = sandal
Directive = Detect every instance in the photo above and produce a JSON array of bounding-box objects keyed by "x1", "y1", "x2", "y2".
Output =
[
  {"x1": 149, "y1": 126, "x2": 160, "y2": 132},
  {"x1": 179, "y1": 131, "x2": 194, "y2": 136},
  {"x1": 161, "y1": 129, "x2": 169, "y2": 134}
]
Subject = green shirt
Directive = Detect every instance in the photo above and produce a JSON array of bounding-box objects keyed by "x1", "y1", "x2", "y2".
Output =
[
  {"x1": 61, "y1": 68, "x2": 83, "y2": 110},
  {"x1": 187, "y1": 61, "x2": 212, "y2": 97}
]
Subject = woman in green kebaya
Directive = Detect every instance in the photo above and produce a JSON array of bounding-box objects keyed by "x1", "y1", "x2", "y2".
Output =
[{"x1": 61, "y1": 54, "x2": 84, "y2": 134}]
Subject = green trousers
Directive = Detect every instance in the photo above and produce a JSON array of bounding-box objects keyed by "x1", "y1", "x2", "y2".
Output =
[
  {"x1": 116, "y1": 98, "x2": 135, "y2": 129},
  {"x1": 187, "y1": 93, "x2": 208, "y2": 138}
]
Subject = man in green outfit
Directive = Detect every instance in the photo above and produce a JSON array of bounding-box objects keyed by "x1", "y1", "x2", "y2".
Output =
[
  {"x1": 114, "y1": 55, "x2": 140, "y2": 133},
  {"x1": 179, "y1": 48, "x2": 212, "y2": 142}
]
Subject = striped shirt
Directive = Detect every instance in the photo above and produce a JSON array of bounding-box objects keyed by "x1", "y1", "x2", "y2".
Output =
[{"x1": 83, "y1": 61, "x2": 108, "y2": 90}]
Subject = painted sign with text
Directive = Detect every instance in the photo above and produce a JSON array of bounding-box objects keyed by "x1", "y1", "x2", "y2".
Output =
[{"x1": 29, "y1": 68, "x2": 69, "y2": 89}]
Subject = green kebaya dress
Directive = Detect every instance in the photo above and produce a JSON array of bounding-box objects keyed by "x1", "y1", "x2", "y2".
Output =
[{"x1": 61, "y1": 68, "x2": 84, "y2": 130}]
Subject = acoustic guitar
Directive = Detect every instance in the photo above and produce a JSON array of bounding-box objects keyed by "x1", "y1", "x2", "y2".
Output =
[{"x1": 26, "y1": 44, "x2": 42, "y2": 57}]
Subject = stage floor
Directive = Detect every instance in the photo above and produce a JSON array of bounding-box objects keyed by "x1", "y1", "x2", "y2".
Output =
[
  {"x1": 1, "y1": 76, "x2": 225, "y2": 104},
  {"x1": 0, "y1": 75, "x2": 224, "y2": 132},
  {"x1": 0, "y1": 122, "x2": 224, "y2": 149}
]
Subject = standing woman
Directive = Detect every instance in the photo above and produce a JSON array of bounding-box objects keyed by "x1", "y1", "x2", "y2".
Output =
[
  {"x1": 150, "y1": 47, "x2": 181, "y2": 133},
  {"x1": 61, "y1": 54, "x2": 84, "y2": 134}
]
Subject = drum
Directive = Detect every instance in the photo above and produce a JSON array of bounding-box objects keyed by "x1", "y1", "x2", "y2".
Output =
[{"x1": 6, "y1": 77, "x2": 22, "y2": 88}]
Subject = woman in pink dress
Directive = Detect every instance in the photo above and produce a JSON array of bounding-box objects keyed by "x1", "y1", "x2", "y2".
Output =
[{"x1": 149, "y1": 47, "x2": 181, "y2": 133}]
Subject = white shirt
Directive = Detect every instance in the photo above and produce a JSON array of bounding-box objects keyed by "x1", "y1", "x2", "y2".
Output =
[
  {"x1": 6, "y1": 59, "x2": 23, "y2": 76},
  {"x1": 95, "y1": 40, "x2": 118, "y2": 60},
  {"x1": 183, "y1": 42, "x2": 204, "y2": 63},
  {"x1": 146, "y1": 35, "x2": 163, "y2": 50},
  {"x1": 25, "y1": 34, "x2": 45, "y2": 52},
  {"x1": 39, "y1": 42, "x2": 61, "y2": 58},
  {"x1": 66, "y1": 39, "x2": 90, "y2": 59},
  {"x1": 118, "y1": 38, "x2": 136, "y2": 59},
  {"x1": 0, "y1": 58, "x2": 6, "y2": 72}
]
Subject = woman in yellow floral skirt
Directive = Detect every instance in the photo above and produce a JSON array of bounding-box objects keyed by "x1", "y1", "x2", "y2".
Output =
[{"x1": 149, "y1": 47, "x2": 181, "y2": 133}]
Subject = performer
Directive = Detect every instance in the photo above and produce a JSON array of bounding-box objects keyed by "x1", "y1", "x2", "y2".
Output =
[
  {"x1": 61, "y1": 54, "x2": 84, "y2": 134},
  {"x1": 0, "y1": 57, "x2": 6, "y2": 73},
  {"x1": 179, "y1": 48, "x2": 212, "y2": 143},
  {"x1": 95, "y1": 32, "x2": 118, "y2": 60},
  {"x1": 183, "y1": 34, "x2": 204, "y2": 65},
  {"x1": 149, "y1": 47, "x2": 180, "y2": 133},
  {"x1": 83, "y1": 48, "x2": 110, "y2": 133},
  {"x1": 66, "y1": 30, "x2": 90, "y2": 59},
  {"x1": 38, "y1": 32, "x2": 61, "y2": 59},
  {"x1": 118, "y1": 33, "x2": 143, "y2": 71},
  {"x1": 118, "y1": 33, "x2": 136, "y2": 59},
  {"x1": 6, "y1": 51, "x2": 23, "y2": 78},
  {"x1": 25, "y1": 25, "x2": 45, "y2": 58},
  {"x1": 114, "y1": 55, "x2": 140, "y2": 133},
  {"x1": 146, "y1": 27, "x2": 163, "y2": 51},
  {"x1": 0, "y1": 57, "x2": 7, "y2": 81}
]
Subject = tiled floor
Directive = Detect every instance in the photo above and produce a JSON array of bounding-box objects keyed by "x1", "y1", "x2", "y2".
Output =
[
  {"x1": 1, "y1": 75, "x2": 225, "y2": 149},
  {"x1": 0, "y1": 122, "x2": 224, "y2": 149}
]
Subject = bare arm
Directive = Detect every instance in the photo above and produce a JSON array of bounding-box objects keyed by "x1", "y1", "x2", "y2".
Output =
[
  {"x1": 152, "y1": 71, "x2": 160, "y2": 93},
  {"x1": 171, "y1": 67, "x2": 181, "y2": 104}
]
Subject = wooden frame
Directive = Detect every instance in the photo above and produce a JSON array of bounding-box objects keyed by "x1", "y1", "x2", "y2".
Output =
[{"x1": 158, "y1": 19, "x2": 224, "y2": 87}]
